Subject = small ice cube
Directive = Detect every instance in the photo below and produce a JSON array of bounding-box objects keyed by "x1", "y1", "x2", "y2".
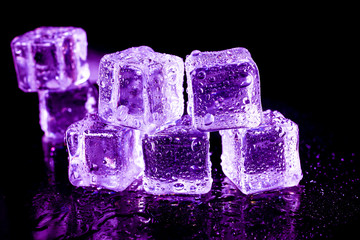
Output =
[
  {"x1": 185, "y1": 47, "x2": 262, "y2": 131},
  {"x1": 220, "y1": 110, "x2": 302, "y2": 194},
  {"x1": 11, "y1": 26, "x2": 90, "y2": 92},
  {"x1": 66, "y1": 114, "x2": 144, "y2": 192},
  {"x1": 98, "y1": 46, "x2": 184, "y2": 132},
  {"x1": 142, "y1": 115, "x2": 212, "y2": 195}
]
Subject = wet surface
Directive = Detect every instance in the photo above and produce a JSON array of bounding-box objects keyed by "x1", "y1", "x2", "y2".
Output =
[{"x1": 2, "y1": 117, "x2": 358, "y2": 239}]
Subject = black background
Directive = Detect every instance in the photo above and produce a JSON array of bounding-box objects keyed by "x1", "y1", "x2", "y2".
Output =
[
  {"x1": 3, "y1": 4, "x2": 358, "y2": 150},
  {"x1": 1, "y1": 3, "x2": 359, "y2": 239}
]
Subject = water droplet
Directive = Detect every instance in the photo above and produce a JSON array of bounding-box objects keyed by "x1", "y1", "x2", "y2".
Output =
[
  {"x1": 91, "y1": 175, "x2": 96, "y2": 183},
  {"x1": 191, "y1": 140, "x2": 198, "y2": 151},
  {"x1": 150, "y1": 142, "x2": 155, "y2": 151},
  {"x1": 239, "y1": 76, "x2": 252, "y2": 88},
  {"x1": 91, "y1": 163, "x2": 98, "y2": 171},
  {"x1": 242, "y1": 97, "x2": 250, "y2": 104},
  {"x1": 209, "y1": 76, "x2": 216, "y2": 82},
  {"x1": 173, "y1": 183, "x2": 184, "y2": 191},
  {"x1": 191, "y1": 50, "x2": 201, "y2": 56},
  {"x1": 196, "y1": 70, "x2": 206, "y2": 80},
  {"x1": 204, "y1": 113, "x2": 214, "y2": 126}
]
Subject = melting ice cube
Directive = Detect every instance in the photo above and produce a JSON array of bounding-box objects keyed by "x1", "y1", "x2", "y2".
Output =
[
  {"x1": 220, "y1": 110, "x2": 302, "y2": 194},
  {"x1": 98, "y1": 46, "x2": 184, "y2": 133},
  {"x1": 142, "y1": 116, "x2": 212, "y2": 194},
  {"x1": 11, "y1": 26, "x2": 89, "y2": 92},
  {"x1": 185, "y1": 47, "x2": 262, "y2": 131},
  {"x1": 66, "y1": 114, "x2": 144, "y2": 192}
]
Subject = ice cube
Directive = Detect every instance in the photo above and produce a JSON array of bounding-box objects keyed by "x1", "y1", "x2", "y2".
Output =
[
  {"x1": 185, "y1": 47, "x2": 262, "y2": 131},
  {"x1": 142, "y1": 115, "x2": 212, "y2": 195},
  {"x1": 11, "y1": 26, "x2": 90, "y2": 92},
  {"x1": 98, "y1": 46, "x2": 184, "y2": 132},
  {"x1": 38, "y1": 82, "x2": 97, "y2": 140},
  {"x1": 66, "y1": 114, "x2": 144, "y2": 192},
  {"x1": 220, "y1": 110, "x2": 302, "y2": 194}
]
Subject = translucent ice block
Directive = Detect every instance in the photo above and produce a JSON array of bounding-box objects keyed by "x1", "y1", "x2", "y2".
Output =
[
  {"x1": 98, "y1": 46, "x2": 184, "y2": 132},
  {"x1": 38, "y1": 82, "x2": 97, "y2": 140},
  {"x1": 220, "y1": 110, "x2": 302, "y2": 194},
  {"x1": 11, "y1": 26, "x2": 90, "y2": 92},
  {"x1": 185, "y1": 47, "x2": 262, "y2": 131},
  {"x1": 66, "y1": 114, "x2": 144, "y2": 192},
  {"x1": 142, "y1": 116, "x2": 212, "y2": 195}
]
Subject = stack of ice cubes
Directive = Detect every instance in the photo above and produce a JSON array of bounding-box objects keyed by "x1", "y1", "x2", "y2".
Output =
[
  {"x1": 66, "y1": 46, "x2": 207, "y2": 193},
  {"x1": 12, "y1": 27, "x2": 302, "y2": 195},
  {"x1": 185, "y1": 48, "x2": 302, "y2": 194},
  {"x1": 11, "y1": 27, "x2": 97, "y2": 141}
]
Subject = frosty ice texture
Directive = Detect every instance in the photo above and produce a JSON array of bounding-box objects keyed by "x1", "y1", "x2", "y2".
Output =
[
  {"x1": 142, "y1": 116, "x2": 212, "y2": 195},
  {"x1": 185, "y1": 47, "x2": 262, "y2": 131},
  {"x1": 220, "y1": 110, "x2": 302, "y2": 194},
  {"x1": 39, "y1": 82, "x2": 97, "y2": 140},
  {"x1": 66, "y1": 114, "x2": 144, "y2": 192},
  {"x1": 98, "y1": 46, "x2": 184, "y2": 132},
  {"x1": 11, "y1": 26, "x2": 89, "y2": 92}
]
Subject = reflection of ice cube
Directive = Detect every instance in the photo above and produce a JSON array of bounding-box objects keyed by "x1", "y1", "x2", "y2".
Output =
[
  {"x1": 220, "y1": 110, "x2": 302, "y2": 194},
  {"x1": 66, "y1": 114, "x2": 144, "y2": 192},
  {"x1": 185, "y1": 47, "x2": 262, "y2": 131},
  {"x1": 38, "y1": 82, "x2": 97, "y2": 140},
  {"x1": 32, "y1": 187, "x2": 71, "y2": 240},
  {"x1": 142, "y1": 115, "x2": 212, "y2": 195},
  {"x1": 41, "y1": 136, "x2": 69, "y2": 185},
  {"x1": 220, "y1": 177, "x2": 301, "y2": 238},
  {"x1": 11, "y1": 26, "x2": 89, "y2": 92},
  {"x1": 98, "y1": 46, "x2": 184, "y2": 133}
]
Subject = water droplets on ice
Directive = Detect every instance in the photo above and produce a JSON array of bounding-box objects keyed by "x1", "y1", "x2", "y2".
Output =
[{"x1": 204, "y1": 113, "x2": 214, "y2": 126}]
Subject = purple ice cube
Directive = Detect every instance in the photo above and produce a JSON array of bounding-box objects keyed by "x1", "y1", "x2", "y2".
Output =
[
  {"x1": 220, "y1": 110, "x2": 302, "y2": 194},
  {"x1": 142, "y1": 116, "x2": 212, "y2": 195},
  {"x1": 11, "y1": 26, "x2": 89, "y2": 92},
  {"x1": 98, "y1": 46, "x2": 184, "y2": 132},
  {"x1": 185, "y1": 47, "x2": 262, "y2": 131},
  {"x1": 66, "y1": 114, "x2": 144, "y2": 192},
  {"x1": 39, "y1": 82, "x2": 97, "y2": 140}
]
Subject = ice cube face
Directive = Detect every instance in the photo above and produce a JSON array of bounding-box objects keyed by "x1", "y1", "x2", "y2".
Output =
[
  {"x1": 39, "y1": 82, "x2": 97, "y2": 140},
  {"x1": 220, "y1": 110, "x2": 302, "y2": 194},
  {"x1": 66, "y1": 114, "x2": 144, "y2": 192},
  {"x1": 11, "y1": 26, "x2": 90, "y2": 92},
  {"x1": 185, "y1": 48, "x2": 262, "y2": 131},
  {"x1": 142, "y1": 116, "x2": 212, "y2": 195},
  {"x1": 98, "y1": 46, "x2": 184, "y2": 132}
]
